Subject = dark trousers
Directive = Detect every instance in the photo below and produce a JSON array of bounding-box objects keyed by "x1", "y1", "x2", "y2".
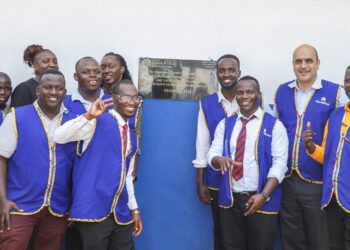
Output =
[
  {"x1": 280, "y1": 173, "x2": 329, "y2": 250},
  {"x1": 209, "y1": 189, "x2": 223, "y2": 250},
  {"x1": 325, "y1": 197, "x2": 350, "y2": 250},
  {"x1": 0, "y1": 208, "x2": 68, "y2": 250},
  {"x1": 75, "y1": 215, "x2": 134, "y2": 250},
  {"x1": 219, "y1": 192, "x2": 277, "y2": 250}
]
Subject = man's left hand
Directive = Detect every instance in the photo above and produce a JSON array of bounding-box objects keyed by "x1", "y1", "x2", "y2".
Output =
[
  {"x1": 244, "y1": 194, "x2": 265, "y2": 216},
  {"x1": 132, "y1": 213, "x2": 143, "y2": 236}
]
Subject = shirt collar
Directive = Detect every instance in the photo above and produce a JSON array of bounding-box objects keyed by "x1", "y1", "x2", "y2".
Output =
[
  {"x1": 237, "y1": 107, "x2": 263, "y2": 120},
  {"x1": 34, "y1": 100, "x2": 67, "y2": 119},
  {"x1": 109, "y1": 109, "x2": 128, "y2": 127},
  {"x1": 217, "y1": 90, "x2": 237, "y2": 104},
  {"x1": 71, "y1": 89, "x2": 105, "y2": 104},
  {"x1": 288, "y1": 77, "x2": 323, "y2": 90}
]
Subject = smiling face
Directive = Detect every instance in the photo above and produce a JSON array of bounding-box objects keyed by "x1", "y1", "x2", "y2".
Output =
[
  {"x1": 33, "y1": 50, "x2": 59, "y2": 77},
  {"x1": 113, "y1": 83, "x2": 138, "y2": 121},
  {"x1": 0, "y1": 76, "x2": 12, "y2": 107},
  {"x1": 236, "y1": 79, "x2": 261, "y2": 117},
  {"x1": 37, "y1": 73, "x2": 66, "y2": 114},
  {"x1": 101, "y1": 55, "x2": 124, "y2": 86},
  {"x1": 217, "y1": 58, "x2": 241, "y2": 90},
  {"x1": 74, "y1": 58, "x2": 102, "y2": 95},
  {"x1": 293, "y1": 45, "x2": 320, "y2": 87}
]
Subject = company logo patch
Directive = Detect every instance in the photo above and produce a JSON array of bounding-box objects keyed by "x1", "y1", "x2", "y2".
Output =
[
  {"x1": 315, "y1": 97, "x2": 330, "y2": 106},
  {"x1": 263, "y1": 129, "x2": 272, "y2": 138}
]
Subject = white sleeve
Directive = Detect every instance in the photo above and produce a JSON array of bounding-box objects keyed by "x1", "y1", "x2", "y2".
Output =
[
  {"x1": 126, "y1": 156, "x2": 138, "y2": 210},
  {"x1": 267, "y1": 120, "x2": 289, "y2": 183},
  {"x1": 192, "y1": 103, "x2": 211, "y2": 168},
  {"x1": 0, "y1": 112, "x2": 18, "y2": 158},
  {"x1": 207, "y1": 119, "x2": 225, "y2": 170},
  {"x1": 53, "y1": 115, "x2": 95, "y2": 143},
  {"x1": 338, "y1": 86, "x2": 349, "y2": 107}
]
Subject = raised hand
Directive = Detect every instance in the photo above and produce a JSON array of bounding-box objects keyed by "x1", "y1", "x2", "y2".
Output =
[
  {"x1": 84, "y1": 98, "x2": 114, "y2": 120},
  {"x1": 211, "y1": 156, "x2": 243, "y2": 175},
  {"x1": 302, "y1": 121, "x2": 316, "y2": 153}
]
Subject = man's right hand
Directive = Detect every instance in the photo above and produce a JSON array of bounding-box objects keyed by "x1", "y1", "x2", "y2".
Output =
[
  {"x1": 0, "y1": 199, "x2": 22, "y2": 232},
  {"x1": 212, "y1": 156, "x2": 242, "y2": 175},
  {"x1": 84, "y1": 98, "x2": 114, "y2": 120},
  {"x1": 196, "y1": 182, "x2": 212, "y2": 205},
  {"x1": 302, "y1": 121, "x2": 316, "y2": 154}
]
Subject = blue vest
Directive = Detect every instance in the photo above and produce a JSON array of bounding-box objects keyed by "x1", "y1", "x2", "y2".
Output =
[
  {"x1": 322, "y1": 107, "x2": 350, "y2": 211},
  {"x1": 201, "y1": 93, "x2": 263, "y2": 189},
  {"x1": 218, "y1": 112, "x2": 281, "y2": 213},
  {"x1": 7, "y1": 104, "x2": 76, "y2": 216},
  {"x1": 64, "y1": 94, "x2": 138, "y2": 131},
  {"x1": 0, "y1": 111, "x2": 3, "y2": 125},
  {"x1": 69, "y1": 112, "x2": 137, "y2": 224},
  {"x1": 275, "y1": 80, "x2": 340, "y2": 183}
]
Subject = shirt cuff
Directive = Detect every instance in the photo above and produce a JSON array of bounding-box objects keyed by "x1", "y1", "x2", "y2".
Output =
[{"x1": 307, "y1": 145, "x2": 325, "y2": 164}]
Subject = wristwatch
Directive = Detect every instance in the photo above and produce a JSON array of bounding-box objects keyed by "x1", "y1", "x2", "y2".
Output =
[{"x1": 261, "y1": 191, "x2": 270, "y2": 202}]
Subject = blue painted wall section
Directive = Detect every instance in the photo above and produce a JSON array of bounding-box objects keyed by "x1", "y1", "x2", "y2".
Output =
[{"x1": 134, "y1": 99, "x2": 282, "y2": 250}]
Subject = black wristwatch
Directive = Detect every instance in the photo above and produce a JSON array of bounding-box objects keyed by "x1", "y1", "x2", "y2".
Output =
[{"x1": 261, "y1": 191, "x2": 270, "y2": 202}]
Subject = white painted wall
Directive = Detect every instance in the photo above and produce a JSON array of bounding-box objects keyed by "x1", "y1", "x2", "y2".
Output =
[{"x1": 1, "y1": 0, "x2": 350, "y2": 103}]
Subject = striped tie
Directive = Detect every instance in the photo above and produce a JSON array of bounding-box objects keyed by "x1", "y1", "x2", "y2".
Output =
[
  {"x1": 122, "y1": 124, "x2": 128, "y2": 159},
  {"x1": 232, "y1": 116, "x2": 255, "y2": 181}
]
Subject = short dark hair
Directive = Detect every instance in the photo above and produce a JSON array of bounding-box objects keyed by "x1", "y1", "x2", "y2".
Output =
[
  {"x1": 75, "y1": 56, "x2": 96, "y2": 71},
  {"x1": 238, "y1": 75, "x2": 260, "y2": 92},
  {"x1": 216, "y1": 54, "x2": 240, "y2": 70},
  {"x1": 346, "y1": 65, "x2": 350, "y2": 71},
  {"x1": 0, "y1": 72, "x2": 11, "y2": 84},
  {"x1": 103, "y1": 52, "x2": 132, "y2": 81},
  {"x1": 39, "y1": 69, "x2": 65, "y2": 83},
  {"x1": 112, "y1": 79, "x2": 135, "y2": 95}
]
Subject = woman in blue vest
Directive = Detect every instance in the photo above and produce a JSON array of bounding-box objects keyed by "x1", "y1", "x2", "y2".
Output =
[
  {"x1": 209, "y1": 76, "x2": 288, "y2": 250},
  {"x1": 302, "y1": 66, "x2": 350, "y2": 249}
]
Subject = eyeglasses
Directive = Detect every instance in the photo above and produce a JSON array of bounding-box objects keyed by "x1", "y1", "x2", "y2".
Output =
[{"x1": 117, "y1": 95, "x2": 143, "y2": 103}]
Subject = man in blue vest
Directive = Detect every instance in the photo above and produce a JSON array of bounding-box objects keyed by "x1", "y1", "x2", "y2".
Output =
[
  {"x1": 0, "y1": 69, "x2": 76, "y2": 250},
  {"x1": 193, "y1": 54, "x2": 241, "y2": 250},
  {"x1": 274, "y1": 44, "x2": 348, "y2": 250},
  {"x1": 208, "y1": 76, "x2": 288, "y2": 250},
  {"x1": 54, "y1": 79, "x2": 142, "y2": 250},
  {"x1": 0, "y1": 72, "x2": 12, "y2": 125},
  {"x1": 302, "y1": 65, "x2": 350, "y2": 249}
]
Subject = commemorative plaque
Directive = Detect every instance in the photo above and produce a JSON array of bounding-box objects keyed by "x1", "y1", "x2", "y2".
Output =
[{"x1": 138, "y1": 57, "x2": 218, "y2": 101}]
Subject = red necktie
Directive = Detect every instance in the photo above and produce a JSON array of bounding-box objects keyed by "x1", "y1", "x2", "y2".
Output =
[
  {"x1": 122, "y1": 124, "x2": 128, "y2": 159},
  {"x1": 232, "y1": 116, "x2": 255, "y2": 181}
]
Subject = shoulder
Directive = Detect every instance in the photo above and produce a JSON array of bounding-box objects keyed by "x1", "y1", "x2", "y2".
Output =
[{"x1": 201, "y1": 93, "x2": 218, "y2": 104}]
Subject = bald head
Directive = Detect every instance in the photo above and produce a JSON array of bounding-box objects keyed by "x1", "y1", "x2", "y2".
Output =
[{"x1": 293, "y1": 44, "x2": 319, "y2": 61}]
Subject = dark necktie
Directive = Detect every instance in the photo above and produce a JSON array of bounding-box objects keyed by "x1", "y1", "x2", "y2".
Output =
[
  {"x1": 232, "y1": 116, "x2": 256, "y2": 181},
  {"x1": 122, "y1": 124, "x2": 128, "y2": 159}
]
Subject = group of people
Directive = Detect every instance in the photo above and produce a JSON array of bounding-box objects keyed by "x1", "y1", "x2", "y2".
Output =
[
  {"x1": 0, "y1": 44, "x2": 143, "y2": 250},
  {"x1": 0, "y1": 42, "x2": 350, "y2": 250},
  {"x1": 193, "y1": 44, "x2": 350, "y2": 250}
]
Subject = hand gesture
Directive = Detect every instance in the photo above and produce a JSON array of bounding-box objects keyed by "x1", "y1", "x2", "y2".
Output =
[
  {"x1": 0, "y1": 199, "x2": 23, "y2": 232},
  {"x1": 132, "y1": 212, "x2": 143, "y2": 236},
  {"x1": 244, "y1": 194, "x2": 265, "y2": 216},
  {"x1": 213, "y1": 157, "x2": 242, "y2": 175},
  {"x1": 85, "y1": 98, "x2": 114, "y2": 120},
  {"x1": 196, "y1": 182, "x2": 212, "y2": 205},
  {"x1": 302, "y1": 121, "x2": 316, "y2": 153}
]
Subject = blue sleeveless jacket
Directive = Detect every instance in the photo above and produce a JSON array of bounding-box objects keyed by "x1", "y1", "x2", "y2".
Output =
[
  {"x1": 69, "y1": 112, "x2": 137, "y2": 224},
  {"x1": 322, "y1": 107, "x2": 350, "y2": 212},
  {"x1": 275, "y1": 80, "x2": 340, "y2": 183},
  {"x1": 0, "y1": 111, "x2": 3, "y2": 125},
  {"x1": 218, "y1": 112, "x2": 281, "y2": 213},
  {"x1": 7, "y1": 104, "x2": 76, "y2": 216}
]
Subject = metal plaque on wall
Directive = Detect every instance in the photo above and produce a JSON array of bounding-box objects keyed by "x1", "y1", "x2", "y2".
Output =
[{"x1": 138, "y1": 57, "x2": 218, "y2": 101}]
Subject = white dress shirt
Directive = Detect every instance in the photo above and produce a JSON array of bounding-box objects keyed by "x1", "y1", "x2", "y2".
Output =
[
  {"x1": 193, "y1": 91, "x2": 273, "y2": 169},
  {"x1": 53, "y1": 109, "x2": 138, "y2": 210},
  {"x1": 70, "y1": 89, "x2": 105, "y2": 112},
  {"x1": 0, "y1": 101, "x2": 67, "y2": 158},
  {"x1": 207, "y1": 108, "x2": 288, "y2": 193},
  {"x1": 273, "y1": 77, "x2": 349, "y2": 117}
]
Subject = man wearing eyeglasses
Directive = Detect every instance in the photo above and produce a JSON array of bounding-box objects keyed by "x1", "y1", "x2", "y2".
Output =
[{"x1": 54, "y1": 79, "x2": 142, "y2": 250}]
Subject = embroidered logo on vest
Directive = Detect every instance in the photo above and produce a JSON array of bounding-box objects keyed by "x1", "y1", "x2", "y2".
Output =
[
  {"x1": 315, "y1": 97, "x2": 330, "y2": 106},
  {"x1": 263, "y1": 128, "x2": 272, "y2": 137}
]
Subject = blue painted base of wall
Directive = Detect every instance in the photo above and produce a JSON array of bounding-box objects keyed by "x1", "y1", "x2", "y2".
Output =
[{"x1": 134, "y1": 99, "x2": 282, "y2": 250}]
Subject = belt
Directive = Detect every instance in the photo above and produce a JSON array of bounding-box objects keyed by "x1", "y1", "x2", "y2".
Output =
[{"x1": 232, "y1": 191, "x2": 257, "y2": 199}]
